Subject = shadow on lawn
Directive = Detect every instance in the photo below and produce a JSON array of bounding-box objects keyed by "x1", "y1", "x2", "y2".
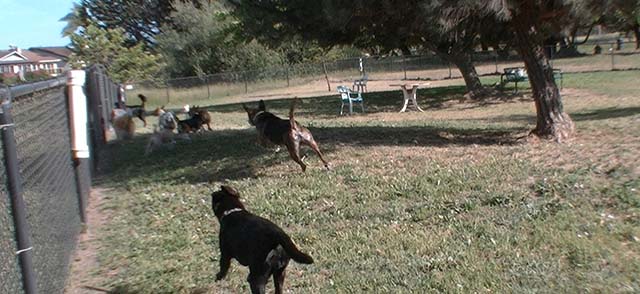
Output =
[
  {"x1": 204, "y1": 85, "x2": 469, "y2": 116},
  {"x1": 474, "y1": 106, "x2": 640, "y2": 124},
  {"x1": 97, "y1": 122, "x2": 520, "y2": 186},
  {"x1": 571, "y1": 106, "x2": 640, "y2": 121}
]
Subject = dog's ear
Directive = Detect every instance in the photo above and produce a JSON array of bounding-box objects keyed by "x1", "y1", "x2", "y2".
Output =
[
  {"x1": 258, "y1": 100, "x2": 266, "y2": 111},
  {"x1": 220, "y1": 185, "x2": 240, "y2": 198},
  {"x1": 161, "y1": 105, "x2": 165, "y2": 110}
]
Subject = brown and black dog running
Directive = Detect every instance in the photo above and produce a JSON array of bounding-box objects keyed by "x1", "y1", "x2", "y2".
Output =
[{"x1": 242, "y1": 98, "x2": 330, "y2": 172}]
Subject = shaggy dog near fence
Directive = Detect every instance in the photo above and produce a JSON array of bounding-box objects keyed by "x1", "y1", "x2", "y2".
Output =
[
  {"x1": 111, "y1": 108, "x2": 135, "y2": 140},
  {"x1": 211, "y1": 185, "x2": 313, "y2": 294},
  {"x1": 242, "y1": 98, "x2": 330, "y2": 172},
  {"x1": 153, "y1": 106, "x2": 178, "y2": 132}
]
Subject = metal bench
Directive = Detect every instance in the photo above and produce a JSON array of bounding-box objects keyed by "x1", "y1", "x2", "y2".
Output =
[{"x1": 500, "y1": 67, "x2": 563, "y2": 93}]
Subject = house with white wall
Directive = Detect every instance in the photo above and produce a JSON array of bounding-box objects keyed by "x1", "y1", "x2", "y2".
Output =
[{"x1": 0, "y1": 46, "x2": 72, "y2": 77}]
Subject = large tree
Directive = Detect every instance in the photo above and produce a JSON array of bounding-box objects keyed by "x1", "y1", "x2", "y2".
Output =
[
  {"x1": 76, "y1": 0, "x2": 203, "y2": 47},
  {"x1": 231, "y1": 0, "x2": 497, "y2": 99},
  {"x1": 156, "y1": 1, "x2": 285, "y2": 77},
  {"x1": 447, "y1": 0, "x2": 588, "y2": 140},
  {"x1": 605, "y1": 0, "x2": 640, "y2": 49}
]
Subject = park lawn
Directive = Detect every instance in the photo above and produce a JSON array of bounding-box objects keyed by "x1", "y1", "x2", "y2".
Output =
[{"x1": 91, "y1": 70, "x2": 639, "y2": 293}]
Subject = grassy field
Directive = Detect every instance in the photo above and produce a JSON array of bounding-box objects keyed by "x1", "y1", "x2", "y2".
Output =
[{"x1": 84, "y1": 71, "x2": 639, "y2": 293}]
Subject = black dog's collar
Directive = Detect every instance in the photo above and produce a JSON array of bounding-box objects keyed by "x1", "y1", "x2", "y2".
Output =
[
  {"x1": 252, "y1": 111, "x2": 266, "y2": 124},
  {"x1": 221, "y1": 208, "x2": 243, "y2": 220}
]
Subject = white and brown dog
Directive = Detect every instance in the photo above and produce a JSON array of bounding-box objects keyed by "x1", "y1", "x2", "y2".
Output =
[{"x1": 145, "y1": 106, "x2": 191, "y2": 155}]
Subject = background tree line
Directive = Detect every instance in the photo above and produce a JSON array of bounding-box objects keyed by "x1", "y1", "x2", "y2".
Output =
[
  {"x1": 62, "y1": 0, "x2": 358, "y2": 82},
  {"x1": 64, "y1": 0, "x2": 639, "y2": 140}
]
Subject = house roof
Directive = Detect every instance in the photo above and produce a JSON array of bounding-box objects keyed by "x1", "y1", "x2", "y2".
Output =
[
  {"x1": 0, "y1": 47, "x2": 67, "y2": 65},
  {"x1": 29, "y1": 47, "x2": 72, "y2": 59}
]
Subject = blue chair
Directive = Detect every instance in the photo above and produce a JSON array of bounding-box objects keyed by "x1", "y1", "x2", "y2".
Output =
[{"x1": 337, "y1": 85, "x2": 364, "y2": 115}]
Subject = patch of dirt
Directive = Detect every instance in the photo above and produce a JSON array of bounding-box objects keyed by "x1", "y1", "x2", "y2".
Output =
[{"x1": 64, "y1": 188, "x2": 113, "y2": 294}]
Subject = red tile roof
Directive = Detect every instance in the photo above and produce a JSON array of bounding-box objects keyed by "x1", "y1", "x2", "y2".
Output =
[
  {"x1": 0, "y1": 47, "x2": 69, "y2": 65},
  {"x1": 29, "y1": 47, "x2": 72, "y2": 59}
]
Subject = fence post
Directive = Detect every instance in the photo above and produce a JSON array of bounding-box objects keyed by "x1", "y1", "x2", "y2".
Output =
[
  {"x1": 286, "y1": 66, "x2": 290, "y2": 87},
  {"x1": 165, "y1": 82, "x2": 170, "y2": 104},
  {"x1": 448, "y1": 62, "x2": 452, "y2": 79},
  {"x1": 322, "y1": 61, "x2": 331, "y2": 92},
  {"x1": 0, "y1": 96, "x2": 38, "y2": 294},
  {"x1": 67, "y1": 70, "x2": 90, "y2": 223},
  {"x1": 609, "y1": 45, "x2": 615, "y2": 70},
  {"x1": 244, "y1": 71, "x2": 249, "y2": 94},
  {"x1": 206, "y1": 76, "x2": 211, "y2": 99},
  {"x1": 403, "y1": 55, "x2": 407, "y2": 80}
]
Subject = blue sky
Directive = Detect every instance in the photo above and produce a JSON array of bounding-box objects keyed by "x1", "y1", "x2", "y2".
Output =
[{"x1": 0, "y1": 0, "x2": 76, "y2": 49}]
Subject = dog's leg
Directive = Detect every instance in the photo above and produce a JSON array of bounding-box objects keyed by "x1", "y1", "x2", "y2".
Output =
[
  {"x1": 137, "y1": 112, "x2": 147, "y2": 127},
  {"x1": 247, "y1": 272, "x2": 268, "y2": 294},
  {"x1": 273, "y1": 267, "x2": 287, "y2": 294},
  {"x1": 257, "y1": 134, "x2": 268, "y2": 148},
  {"x1": 215, "y1": 250, "x2": 232, "y2": 281},
  {"x1": 207, "y1": 122, "x2": 212, "y2": 131},
  {"x1": 305, "y1": 138, "x2": 331, "y2": 170},
  {"x1": 286, "y1": 140, "x2": 306, "y2": 172}
]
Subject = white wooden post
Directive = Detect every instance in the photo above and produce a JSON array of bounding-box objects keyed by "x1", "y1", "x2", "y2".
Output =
[
  {"x1": 67, "y1": 70, "x2": 90, "y2": 223},
  {"x1": 68, "y1": 70, "x2": 89, "y2": 159}
]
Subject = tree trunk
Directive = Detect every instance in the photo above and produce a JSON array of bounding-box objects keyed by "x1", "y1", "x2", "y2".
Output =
[
  {"x1": 439, "y1": 51, "x2": 487, "y2": 99},
  {"x1": 513, "y1": 18, "x2": 575, "y2": 141}
]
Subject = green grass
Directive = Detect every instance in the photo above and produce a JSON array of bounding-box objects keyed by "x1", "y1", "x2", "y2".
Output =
[{"x1": 90, "y1": 70, "x2": 640, "y2": 293}]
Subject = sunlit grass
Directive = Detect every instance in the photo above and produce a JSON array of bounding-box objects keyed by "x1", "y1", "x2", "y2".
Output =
[{"x1": 91, "y1": 70, "x2": 640, "y2": 293}]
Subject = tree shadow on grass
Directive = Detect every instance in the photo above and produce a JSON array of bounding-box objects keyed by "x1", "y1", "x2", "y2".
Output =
[
  {"x1": 310, "y1": 125, "x2": 521, "y2": 147},
  {"x1": 571, "y1": 106, "x2": 640, "y2": 121},
  {"x1": 97, "y1": 122, "x2": 521, "y2": 186},
  {"x1": 473, "y1": 106, "x2": 640, "y2": 125},
  {"x1": 203, "y1": 85, "x2": 469, "y2": 117}
]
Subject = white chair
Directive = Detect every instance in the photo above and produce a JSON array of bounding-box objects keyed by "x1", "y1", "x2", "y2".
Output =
[{"x1": 337, "y1": 85, "x2": 364, "y2": 115}]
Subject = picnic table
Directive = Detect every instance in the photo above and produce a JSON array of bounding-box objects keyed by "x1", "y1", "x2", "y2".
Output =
[{"x1": 389, "y1": 83, "x2": 429, "y2": 112}]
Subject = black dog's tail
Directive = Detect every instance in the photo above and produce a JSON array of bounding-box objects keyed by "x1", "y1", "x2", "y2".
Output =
[
  {"x1": 138, "y1": 94, "x2": 147, "y2": 107},
  {"x1": 289, "y1": 97, "x2": 299, "y2": 130},
  {"x1": 279, "y1": 234, "x2": 313, "y2": 264}
]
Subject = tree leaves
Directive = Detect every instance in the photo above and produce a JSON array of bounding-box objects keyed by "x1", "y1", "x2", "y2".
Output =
[{"x1": 70, "y1": 24, "x2": 163, "y2": 83}]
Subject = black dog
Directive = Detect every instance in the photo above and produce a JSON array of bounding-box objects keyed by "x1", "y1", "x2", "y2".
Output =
[
  {"x1": 177, "y1": 112, "x2": 205, "y2": 133},
  {"x1": 212, "y1": 185, "x2": 314, "y2": 294},
  {"x1": 126, "y1": 94, "x2": 147, "y2": 127},
  {"x1": 242, "y1": 99, "x2": 330, "y2": 172}
]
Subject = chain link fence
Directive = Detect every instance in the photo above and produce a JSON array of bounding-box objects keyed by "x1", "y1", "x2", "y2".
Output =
[
  {"x1": 0, "y1": 140, "x2": 23, "y2": 294},
  {"x1": 125, "y1": 39, "x2": 639, "y2": 107},
  {"x1": 0, "y1": 76, "x2": 89, "y2": 293},
  {"x1": 85, "y1": 65, "x2": 120, "y2": 170}
]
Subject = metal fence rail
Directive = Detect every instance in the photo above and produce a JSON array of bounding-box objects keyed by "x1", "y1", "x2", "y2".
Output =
[{"x1": 0, "y1": 74, "x2": 91, "y2": 294}]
